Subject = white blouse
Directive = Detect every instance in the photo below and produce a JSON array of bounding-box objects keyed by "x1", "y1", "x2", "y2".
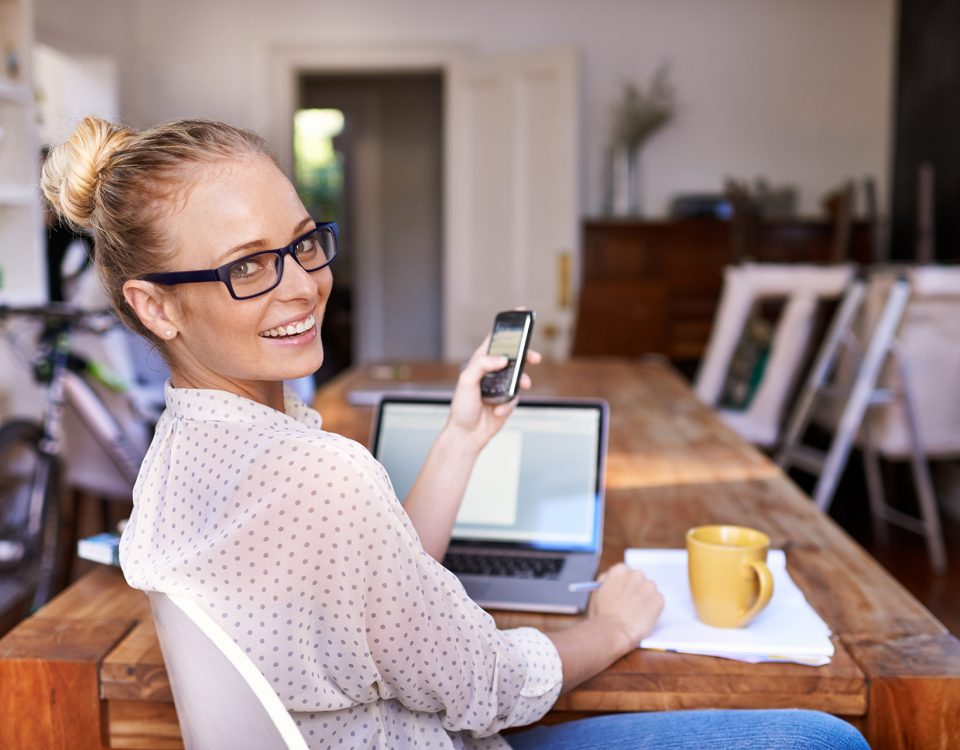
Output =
[{"x1": 120, "y1": 382, "x2": 563, "y2": 749}]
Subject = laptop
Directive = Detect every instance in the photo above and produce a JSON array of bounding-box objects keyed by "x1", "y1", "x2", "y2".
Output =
[{"x1": 371, "y1": 396, "x2": 608, "y2": 613}]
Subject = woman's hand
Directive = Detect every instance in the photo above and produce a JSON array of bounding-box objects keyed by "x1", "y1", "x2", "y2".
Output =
[
  {"x1": 546, "y1": 563, "x2": 664, "y2": 693},
  {"x1": 444, "y1": 334, "x2": 542, "y2": 453},
  {"x1": 401, "y1": 333, "x2": 539, "y2": 559},
  {"x1": 588, "y1": 563, "x2": 665, "y2": 651},
  {"x1": 403, "y1": 314, "x2": 539, "y2": 559}
]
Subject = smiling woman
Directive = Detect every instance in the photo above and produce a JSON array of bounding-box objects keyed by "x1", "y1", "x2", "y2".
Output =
[
  {"x1": 41, "y1": 118, "x2": 336, "y2": 411},
  {"x1": 36, "y1": 116, "x2": 869, "y2": 750}
]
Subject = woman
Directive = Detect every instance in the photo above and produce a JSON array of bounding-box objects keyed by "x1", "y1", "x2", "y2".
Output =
[{"x1": 41, "y1": 116, "x2": 868, "y2": 749}]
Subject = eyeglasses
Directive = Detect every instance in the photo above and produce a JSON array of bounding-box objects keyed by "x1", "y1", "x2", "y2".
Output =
[{"x1": 140, "y1": 222, "x2": 338, "y2": 300}]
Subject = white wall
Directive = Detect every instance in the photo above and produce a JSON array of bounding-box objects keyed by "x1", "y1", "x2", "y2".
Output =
[
  {"x1": 35, "y1": 0, "x2": 896, "y2": 219},
  {"x1": 34, "y1": 44, "x2": 119, "y2": 146}
]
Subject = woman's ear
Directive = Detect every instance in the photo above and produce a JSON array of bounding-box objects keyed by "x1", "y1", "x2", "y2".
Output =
[{"x1": 123, "y1": 280, "x2": 180, "y2": 340}]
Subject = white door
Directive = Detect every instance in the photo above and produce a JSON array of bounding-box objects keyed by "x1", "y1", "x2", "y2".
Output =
[{"x1": 444, "y1": 47, "x2": 579, "y2": 361}]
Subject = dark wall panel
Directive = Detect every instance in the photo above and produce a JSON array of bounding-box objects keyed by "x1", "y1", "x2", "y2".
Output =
[{"x1": 891, "y1": 0, "x2": 960, "y2": 261}]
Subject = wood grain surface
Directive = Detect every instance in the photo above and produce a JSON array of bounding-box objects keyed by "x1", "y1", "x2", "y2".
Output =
[
  {"x1": 101, "y1": 619, "x2": 172, "y2": 702},
  {"x1": 106, "y1": 700, "x2": 184, "y2": 750},
  {"x1": 0, "y1": 359, "x2": 957, "y2": 749},
  {"x1": 0, "y1": 616, "x2": 135, "y2": 750}
]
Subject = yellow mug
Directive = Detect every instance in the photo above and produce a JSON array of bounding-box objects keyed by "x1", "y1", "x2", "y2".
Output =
[{"x1": 686, "y1": 525, "x2": 774, "y2": 628}]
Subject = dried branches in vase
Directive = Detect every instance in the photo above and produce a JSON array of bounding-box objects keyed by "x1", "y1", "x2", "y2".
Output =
[{"x1": 606, "y1": 62, "x2": 676, "y2": 216}]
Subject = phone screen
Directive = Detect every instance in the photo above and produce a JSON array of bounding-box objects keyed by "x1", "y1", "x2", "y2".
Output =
[{"x1": 488, "y1": 324, "x2": 525, "y2": 360}]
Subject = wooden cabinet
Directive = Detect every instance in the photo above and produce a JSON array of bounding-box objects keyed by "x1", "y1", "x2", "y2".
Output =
[
  {"x1": 573, "y1": 218, "x2": 871, "y2": 361},
  {"x1": 0, "y1": 0, "x2": 43, "y2": 303}
]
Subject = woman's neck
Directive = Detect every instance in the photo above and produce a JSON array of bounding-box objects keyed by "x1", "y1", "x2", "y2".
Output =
[{"x1": 169, "y1": 369, "x2": 285, "y2": 412}]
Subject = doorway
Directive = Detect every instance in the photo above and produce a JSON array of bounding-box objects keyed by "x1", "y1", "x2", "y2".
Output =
[{"x1": 295, "y1": 72, "x2": 444, "y2": 382}]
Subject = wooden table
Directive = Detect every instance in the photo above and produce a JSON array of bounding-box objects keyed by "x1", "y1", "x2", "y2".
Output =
[{"x1": 2, "y1": 359, "x2": 958, "y2": 750}]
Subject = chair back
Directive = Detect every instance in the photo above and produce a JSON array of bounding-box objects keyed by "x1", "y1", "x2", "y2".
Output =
[{"x1": 148, "y1": 591, "x2": 309, "y2": 750}]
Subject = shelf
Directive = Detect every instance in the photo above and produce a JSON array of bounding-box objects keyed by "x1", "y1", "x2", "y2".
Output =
[
  {"x1": 0, "y1": 288, "x2": 46, "y2": 305},
  {"x1": 0, "y1": 183, "x2": 36, "y2": 205},
  {"x1": 0, "y1": 0, "x2": 44, "y2": 306},
  {"x1": 0, "y1": 79, "x2": 29, "y2": 104}
]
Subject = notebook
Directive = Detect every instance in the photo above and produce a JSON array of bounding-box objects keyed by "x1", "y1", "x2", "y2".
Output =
[
  {"x1": 626, "y1": 548, "x2": 835, "y2": 666},
  {"x1": 372, "y1": 396, "x2": 608, "y2": 613}
]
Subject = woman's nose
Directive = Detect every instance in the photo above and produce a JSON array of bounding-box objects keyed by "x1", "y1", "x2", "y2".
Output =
[{"x1": 275, "y1": 253, "x2": 321, "y2": 299}]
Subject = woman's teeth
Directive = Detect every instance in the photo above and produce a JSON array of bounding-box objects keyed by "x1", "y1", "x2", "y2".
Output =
[{"x1": 260, "y1": 313, "x2": 315, "y2": 338}]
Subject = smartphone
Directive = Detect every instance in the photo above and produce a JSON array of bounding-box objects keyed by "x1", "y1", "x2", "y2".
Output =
[{"x1": 480, "y1": 310, "x2": 536, "y2": 404}]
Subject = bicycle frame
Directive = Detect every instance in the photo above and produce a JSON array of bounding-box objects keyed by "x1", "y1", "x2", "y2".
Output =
[
  {"x1": 60, "y1": 369, "x2": 144, "y2": 485},
  {"x1": 38, "y1": 326, "x2": 144, "y2": 484},
  {"x1": 2, "y1": 304, "x2": 152, "y2": 608},
  {"x1": 17, "y1": 317, "x2": 146, "y2": 540}
]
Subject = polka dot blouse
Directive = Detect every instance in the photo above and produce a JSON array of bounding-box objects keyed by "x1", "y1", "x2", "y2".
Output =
[{"x1": 120, "y1": 382, "x2": 563, "y2": 749}]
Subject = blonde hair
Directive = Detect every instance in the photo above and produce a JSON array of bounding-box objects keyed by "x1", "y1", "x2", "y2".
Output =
[{"x1": 40, "y1": 116, "x2": 271, "y2": 343}]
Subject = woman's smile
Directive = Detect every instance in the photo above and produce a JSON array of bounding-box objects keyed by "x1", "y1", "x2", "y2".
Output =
[{"x1": 259, "y1": 311, "x2": 317, "y2": 339}]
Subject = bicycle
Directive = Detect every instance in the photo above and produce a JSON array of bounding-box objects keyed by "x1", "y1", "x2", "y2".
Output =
[{"x1": 0, "y1": 302, "x2": 158, "y2": 611}]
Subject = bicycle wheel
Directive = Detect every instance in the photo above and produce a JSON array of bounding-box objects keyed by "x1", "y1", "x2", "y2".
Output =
[{"x1": 0, "y1": 420, "x2": 65, "y2": 610}]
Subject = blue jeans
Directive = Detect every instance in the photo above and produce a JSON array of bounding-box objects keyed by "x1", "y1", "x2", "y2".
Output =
[{"x1": 506, "y1": 709, "x2": 869, "y2": 749}]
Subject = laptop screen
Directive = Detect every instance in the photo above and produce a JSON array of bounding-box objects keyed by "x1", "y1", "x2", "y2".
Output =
[{"x1": 372, "y1": 399, "x2": 606, "y2": 552}]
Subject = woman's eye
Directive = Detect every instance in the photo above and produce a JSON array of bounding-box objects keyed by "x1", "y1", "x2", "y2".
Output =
[
  {"x1": 295, "y1": 239, "x2": 320, "y2": 261},
  {"x1": 228, "y1": 258, "x2": 265, "y2": 280}
]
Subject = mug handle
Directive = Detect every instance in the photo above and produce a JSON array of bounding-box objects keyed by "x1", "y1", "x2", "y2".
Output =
[{"x1": 737, "y1": 559, "x2": 774, "y2": 627}]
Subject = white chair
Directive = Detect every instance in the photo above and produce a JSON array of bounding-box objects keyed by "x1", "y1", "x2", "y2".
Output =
[
  {"x1": 695, "y1": 263, "x2": 855, "y2": 447},
  {"x1": 148, "y1": 591, "x2": 309, "y2": 750}
]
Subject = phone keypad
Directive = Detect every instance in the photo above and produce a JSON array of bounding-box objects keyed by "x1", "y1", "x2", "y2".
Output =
[{"x1": 482, "y1": 363, "x2": 516, "y2": 394}]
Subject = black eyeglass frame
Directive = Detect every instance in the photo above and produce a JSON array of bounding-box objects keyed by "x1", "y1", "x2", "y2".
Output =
[{"x1": 139, "y1": 221, "x2": 339, "y2": 301}]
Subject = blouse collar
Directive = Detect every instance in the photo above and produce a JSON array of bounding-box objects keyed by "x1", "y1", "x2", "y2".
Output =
[{"x1": 162, "y1": 380, "x2": 323, "y2": 431}]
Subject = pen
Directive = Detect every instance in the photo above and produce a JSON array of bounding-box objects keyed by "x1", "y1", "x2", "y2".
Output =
[{"x1": 567, "y1": 581, "x2": 602, "y2": 593}]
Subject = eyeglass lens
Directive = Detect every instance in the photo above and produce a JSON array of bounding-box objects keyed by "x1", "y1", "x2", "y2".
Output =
[{"x1": 226, "y1": 227, "x2": 336, "y2": 299}]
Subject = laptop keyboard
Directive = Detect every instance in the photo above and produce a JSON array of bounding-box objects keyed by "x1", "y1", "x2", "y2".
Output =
[{"x1": 443, "y1": 552, "x2": 566, "y2": 579}]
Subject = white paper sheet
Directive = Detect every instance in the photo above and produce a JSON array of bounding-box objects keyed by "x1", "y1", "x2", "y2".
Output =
[{"x1": 625, "y1": 548, "x2": 834, "y2": 666}]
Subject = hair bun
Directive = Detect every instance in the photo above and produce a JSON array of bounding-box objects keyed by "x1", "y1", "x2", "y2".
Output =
[{"x1": 41, "y1": 116, "x2": 135, "y2": 229}]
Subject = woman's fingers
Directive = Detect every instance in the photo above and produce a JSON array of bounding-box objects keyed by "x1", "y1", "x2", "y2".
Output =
[
  {"x1": 493, "y1": 401, "x2": 515, "y2": 417},
  {"x1": 588, "y1": 564, "x2": 664, "y2": 644},
  {"x1": 458, "y1": 353, "x2": 506, "y2": 387},
  {"x1": 471, "y1": 333, "x2": 492, "y2": 359},
  {"x1": 457, "y1": 334, "x2": 539, "y2": 396},
  {"x1": 459, "y1": 331, "x2": 521, "y2": 387}
]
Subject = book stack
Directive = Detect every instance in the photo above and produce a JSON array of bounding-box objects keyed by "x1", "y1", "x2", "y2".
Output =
[{"x1": 77, "y1": 532, "x2": 121, "y2": 567}]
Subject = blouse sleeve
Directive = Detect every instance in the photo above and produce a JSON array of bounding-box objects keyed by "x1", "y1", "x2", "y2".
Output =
[{"x1": 227, "y1": 432, "x2": 563, "y2": 737}]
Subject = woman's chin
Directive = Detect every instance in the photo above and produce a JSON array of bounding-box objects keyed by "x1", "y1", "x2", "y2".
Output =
[{"x1": 284, "y1": 341, "x2": 324, "y2": 381}]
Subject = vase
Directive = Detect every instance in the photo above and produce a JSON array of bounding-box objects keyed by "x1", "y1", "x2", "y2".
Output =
[{"x1": 607, "y1": 146, "x2": 642, "y2": 217}]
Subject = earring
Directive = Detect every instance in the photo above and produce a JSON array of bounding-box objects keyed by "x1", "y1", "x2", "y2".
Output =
[{"x1": 165, "y1": 330, "x2": 175, "y2": 339}]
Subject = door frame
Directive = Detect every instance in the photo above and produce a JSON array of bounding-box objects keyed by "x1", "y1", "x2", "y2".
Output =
[
  {"x1": 260, "y1": 43, "x2": 468, "y2": 176},
  {"x1": 259, "y1": 44, "x2": 469, "y2": 362}
]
